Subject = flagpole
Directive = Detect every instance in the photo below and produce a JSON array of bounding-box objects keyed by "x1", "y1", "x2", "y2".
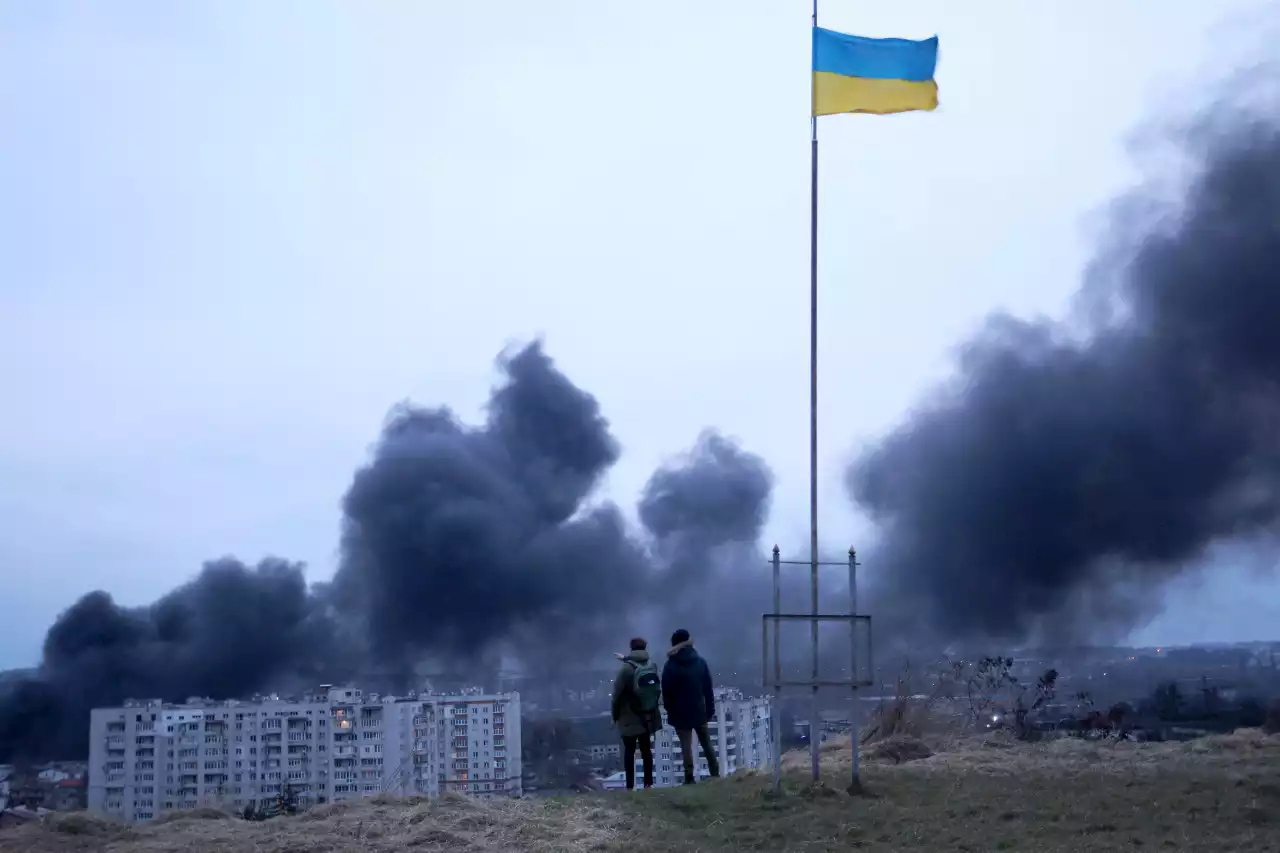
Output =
[{"x1": 807, "y1": 0, "x2": 822, "y2": 785}]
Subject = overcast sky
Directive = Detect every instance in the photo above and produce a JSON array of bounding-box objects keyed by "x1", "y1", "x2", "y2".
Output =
[{"x1": 1, "y1": 1, "x2": 1277, "y2": 669}]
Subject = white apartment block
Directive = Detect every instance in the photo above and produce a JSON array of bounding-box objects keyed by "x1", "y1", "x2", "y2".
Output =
[
  {"x1": 601, "y1": 689, "x2": 773, "y2": 790},
  {"x1": 87, "y1": 685, "x2": 520, "y2": 823}
]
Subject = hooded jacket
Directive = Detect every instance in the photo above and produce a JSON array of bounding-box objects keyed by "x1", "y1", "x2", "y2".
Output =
[
  {"x1": 660, "y1": 640, "x2": 716, "y2": 730},
  {"x1": 611, "y1": 650, "x2": 662, "y2": 737}
]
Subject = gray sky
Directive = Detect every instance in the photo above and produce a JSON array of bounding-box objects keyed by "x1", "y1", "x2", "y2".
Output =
[{"x1": 1, "y1": 0, "x2": 1276, "y2": 669}]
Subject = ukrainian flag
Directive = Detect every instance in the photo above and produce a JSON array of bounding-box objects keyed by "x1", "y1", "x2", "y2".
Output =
[{"x1": 812, "y1": 27, "x2": 939, "y2": 117}]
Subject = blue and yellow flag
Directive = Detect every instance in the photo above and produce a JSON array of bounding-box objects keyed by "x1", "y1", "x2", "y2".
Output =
[{"x1": 812, "y1": 27, "x2": 938, "y2": 117}]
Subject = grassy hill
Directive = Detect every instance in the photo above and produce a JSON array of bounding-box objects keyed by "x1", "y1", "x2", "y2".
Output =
[{"x1": 6, "y1": 729, "x2": 1280, "y2": 853}]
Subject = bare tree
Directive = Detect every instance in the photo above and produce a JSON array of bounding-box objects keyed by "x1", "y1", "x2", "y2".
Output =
[{"x1": 950, "y1": 656, "x2": 1058, "y2": 740}]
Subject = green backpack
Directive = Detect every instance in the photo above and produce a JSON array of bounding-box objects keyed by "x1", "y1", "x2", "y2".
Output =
[{"x1": 629, "y1": 660, "x2": 662, "y2": 714}]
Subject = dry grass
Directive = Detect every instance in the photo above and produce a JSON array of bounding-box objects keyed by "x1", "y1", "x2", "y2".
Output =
[
  {"x1": 0, "y1": 792, "x2": 624, "y2": 853},
  {"x1": 630, "y1": 729, "x2": 1280, "y2": 851},
  {"x1": 8, "y1": 731, "x2": 1280, "y2": 852}
]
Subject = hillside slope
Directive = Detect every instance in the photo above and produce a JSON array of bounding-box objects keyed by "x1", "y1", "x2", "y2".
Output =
[{"x1": 5, "y1": 730, "x2": 1280, "y2": 853}]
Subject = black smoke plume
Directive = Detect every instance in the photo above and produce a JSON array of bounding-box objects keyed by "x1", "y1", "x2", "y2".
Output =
[
  {"x1": 0, "y1": 342, "x2": 773, "y2": 761},
  {"x1": 848, "y1": 95, "x2": 1280, "y2": 645},
  {"x1": 0, "y1": 559, "x2": 348, "y2": 763},
  {"x1": 638, "y1": 430, "x2": 776, "y2": 659},
  {"x1": 332, "y1": 343, "x2": 653, "y2": 670}
]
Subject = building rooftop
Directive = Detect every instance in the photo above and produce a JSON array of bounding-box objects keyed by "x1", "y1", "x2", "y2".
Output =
[{"x1": 111, "y1": 686, "x2": 519, "y2": 711}]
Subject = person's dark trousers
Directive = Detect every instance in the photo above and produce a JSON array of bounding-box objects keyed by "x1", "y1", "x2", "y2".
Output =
[
  {"x1": 622, "y1": 733, "x2": 654, "y2": 789},
  {"x1": 676, "y1": 724, "x2": 720, "y2": 783}
]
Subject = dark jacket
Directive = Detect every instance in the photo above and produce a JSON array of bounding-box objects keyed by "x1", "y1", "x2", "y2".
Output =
[
  {"x1": 611, "y1": 650, "x2": 662, "y2": 737},
  {"x1": 661, "y1": 641, "x2": 716, "y2": 730}
]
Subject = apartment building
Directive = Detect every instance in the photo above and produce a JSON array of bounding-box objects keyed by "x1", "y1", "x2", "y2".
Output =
[
  {"x1": 87, "y1": 686, "x2": 521, "y2": 823},
  {"x1": 600, "y1": 689, "x2": 772, "y2": 790},
  {"x1": 433, "y1": 691, "x2": 516, "y2": 796}
]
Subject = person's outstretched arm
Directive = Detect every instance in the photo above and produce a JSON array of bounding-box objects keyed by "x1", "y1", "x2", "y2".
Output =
[{"x1": 611, "y1": 664, "x2": 628, "y2": 723}]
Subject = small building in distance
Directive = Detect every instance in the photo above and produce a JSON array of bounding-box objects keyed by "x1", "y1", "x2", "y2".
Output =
[{"x1": 0, "y1": 761, "x2": 87, "y2": 812}]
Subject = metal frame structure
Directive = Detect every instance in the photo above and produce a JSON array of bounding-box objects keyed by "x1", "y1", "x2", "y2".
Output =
[{"x1": 763, "y1": 545, "x2": 872, "y2": 794}]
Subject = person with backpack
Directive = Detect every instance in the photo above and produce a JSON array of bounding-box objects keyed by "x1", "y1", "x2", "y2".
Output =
[
  {"x1": 611, "y1": 636, "x2": 663, "y2": 790},
  {"x1": 661, "y1": 628, "x2": 721, "y2": 784}
]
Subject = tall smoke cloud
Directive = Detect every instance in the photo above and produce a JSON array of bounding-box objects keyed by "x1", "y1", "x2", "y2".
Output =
[
  {"x1": 332, "y1": 343, "x2": 652, "y2": 670},
  {"x1": 0, "y1": 342, "x2": 773, "y2": 762},
  {"x1": 637, "y1": 431, "x2": 777, "y2": 655},
  {"x1": 848, "y1": 95, "x2": 1280, "y2": 645}
]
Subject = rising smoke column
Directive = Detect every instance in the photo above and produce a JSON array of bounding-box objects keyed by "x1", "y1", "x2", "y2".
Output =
[
  {"x1": 847, "y1": 99, "x2": 1280, "y2": 644},
  {"x1": 637, "y1": 430, "x2": 776, "y2": 661},
  {"x1": 0, "y1": 558, "x2": 347, "y2": 762},
  {"x1": 333, "y1": 341, "x2": 654, "y2": 670}
]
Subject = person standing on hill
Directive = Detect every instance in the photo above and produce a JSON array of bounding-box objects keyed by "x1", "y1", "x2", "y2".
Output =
[
  {"x1": 611, "y1": 636, "x2": 663, "y2": 790},
  {"x1": 661, "y1": 629, "x2": 721, "y2": 784}
]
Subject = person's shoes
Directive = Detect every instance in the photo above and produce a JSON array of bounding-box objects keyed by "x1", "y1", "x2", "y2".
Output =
[{"x1": 643, "y1": 783, "x2": 653, "y2": 790}]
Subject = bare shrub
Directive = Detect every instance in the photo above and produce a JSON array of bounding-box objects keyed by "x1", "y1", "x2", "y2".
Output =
[
  {"x1": 936, "y1": 656, "x2": 1059, "y2": 740},
  {"x1": 859, "y1": 659, "x2": 957, "y2": 745}
]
